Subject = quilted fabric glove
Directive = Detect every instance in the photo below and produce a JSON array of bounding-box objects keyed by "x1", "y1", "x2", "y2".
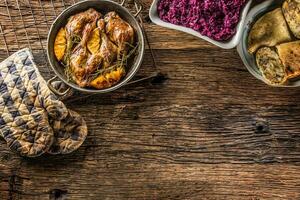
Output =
[
  {"x1": 48, "y1": 110, "x2": 87, "y2": 155},
  {"x1": 0, "y1": 48, "x2": 69, "y2": 157}
]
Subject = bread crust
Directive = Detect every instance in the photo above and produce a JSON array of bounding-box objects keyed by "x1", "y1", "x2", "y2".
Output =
[
  {"x1": 256, "y1": 47, "x2": 287, "y2": 85},
  {"x1": 248, "y1": 8, "x2": 292, "y2": 54},
  {"x1": 282, "y1": 0, "x2": 300, "y2": 39},
  {"x1": 276, "y1": 41, "x2": 300, "y2": 78}
]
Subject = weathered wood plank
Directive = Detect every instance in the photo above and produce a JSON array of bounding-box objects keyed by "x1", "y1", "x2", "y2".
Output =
[
  {"x1": 0, "y1": 0, "x2": 300, "y2": 199},
  {"x1": 1, "y1": 161, "x2": 300, "y2": 199}
]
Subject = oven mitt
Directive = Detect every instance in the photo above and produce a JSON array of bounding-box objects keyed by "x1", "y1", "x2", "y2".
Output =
[
  {"x1": 48, "y1": 109, "x2": 87, "y2": 155},
  {"x1": 50, "y1": 80, "x2": 74, "y2": 100},
  {"x1": 0, "y1": 48, "x2": 86, "y2": 157}
]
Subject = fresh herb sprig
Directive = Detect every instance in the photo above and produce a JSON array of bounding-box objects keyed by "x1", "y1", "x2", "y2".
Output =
[{"x1": 63, "y1": 34, "x2": 82, "y2": 82}]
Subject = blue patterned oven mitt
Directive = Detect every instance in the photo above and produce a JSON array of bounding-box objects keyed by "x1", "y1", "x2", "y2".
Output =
[{"x1": 0, "y1": 48, "x2": 87, "y2": 157}]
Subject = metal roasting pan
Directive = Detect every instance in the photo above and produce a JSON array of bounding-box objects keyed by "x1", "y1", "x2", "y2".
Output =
[{"x1": 47, "y1": 0, "x2": 145, "y2": 96}]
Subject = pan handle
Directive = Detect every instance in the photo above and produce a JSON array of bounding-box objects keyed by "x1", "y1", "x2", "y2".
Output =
[
  {"x1": 47, "y1": 76, "x2": 72, "y2": 97},
  {"x1": 120, "y1": 0, "x2": 143, "y2": 18}
]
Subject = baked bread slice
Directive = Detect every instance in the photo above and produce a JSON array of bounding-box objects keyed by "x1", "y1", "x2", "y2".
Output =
[
  {"x1": 276, "y1": 41, "x2": 300, "y2": 78},
  {"x1": 282, "y1": 0, "x2": 300, "y2": 39},
  {"x1": 248, "y1": 8, "x2": 292, "y2": 54},
  {"x1": 256, "y1": 47, "x2": 287, "y2": 85}
]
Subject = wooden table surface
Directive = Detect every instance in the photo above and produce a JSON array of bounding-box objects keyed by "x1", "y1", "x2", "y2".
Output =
[{"x1": 0, "y1": 0, "x2": 300, "y2": 199}]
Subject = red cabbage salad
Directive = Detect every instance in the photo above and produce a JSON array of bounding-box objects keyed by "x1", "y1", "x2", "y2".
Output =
[{"x1": 157, "y1": 0, "x2": 247, "y2": 41}]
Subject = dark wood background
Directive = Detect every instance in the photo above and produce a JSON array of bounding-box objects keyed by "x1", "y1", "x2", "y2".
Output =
[{"x1": 0, "y1": 0, "x2": 299, "y2": 199}]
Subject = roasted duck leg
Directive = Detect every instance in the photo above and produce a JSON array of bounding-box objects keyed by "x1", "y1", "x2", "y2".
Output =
[
  {"x1": 65, "y1": 8, "x2": 101, "y2": 59},
  {"x1": 104, "y1": 12, "x2": 134, "y2": 53},
  {"x1": 66, "y1": 8, "x2": 101, "y2": 37},
  {"x1": 99, "y1": 32, "x2": 118, "y2": 68},
  {"x1": 85, "y1": 53, "x2": 103, "y2": 75},
  {"x1": 69, "y1": 44, "x2": 88, "y2": 87}
]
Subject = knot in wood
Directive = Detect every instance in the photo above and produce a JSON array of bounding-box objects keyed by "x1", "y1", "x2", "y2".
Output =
[
  {"x1": 49, "y1": 189, "x2": 68, "y2": 200},
  {"x1": 254, "y1": 120, "x2": 269, "y2": 133}
]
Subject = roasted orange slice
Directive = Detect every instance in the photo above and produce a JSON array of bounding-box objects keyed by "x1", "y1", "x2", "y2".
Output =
[
  {"x1": 87, "y1": 28, "x2": 101, "y2": 54},
  {"x1": 54, "y1": 28, "x2": 67, "y2": 61},
  {"x1": 89, "y1": 67, "x2": 125, "y2": 89}
]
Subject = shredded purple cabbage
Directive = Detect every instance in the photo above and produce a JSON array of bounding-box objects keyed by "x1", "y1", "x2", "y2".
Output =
[{"x1": 157, "y1": 0, "x2": 247, "y2": 41}]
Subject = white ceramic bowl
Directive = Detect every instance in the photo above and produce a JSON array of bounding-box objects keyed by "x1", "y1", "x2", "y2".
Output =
[
  {"x1": 149, "y1": 0, "x2": 253, "y2": 49},
  {"x1": 237, "y1": 0, "x2": 300, "y2": 87}
]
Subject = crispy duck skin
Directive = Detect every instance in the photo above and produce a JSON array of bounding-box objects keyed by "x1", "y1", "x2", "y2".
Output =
[
  {"x1": 97, "y1": 19, "x2": 105, "y2": 31},
  {"x1": 99, "y1": 32, "x2": 118, "y2": 68},
  {"x1": 85, "y1": 53, "x2": 103, "y2": 75},
  {"x1": 83, "y1": 30, "x2": 117, "y2": 82},
  {"x1": 65, "y1": 8, "x2": 101, "y2": 54},
  {"x1": 81, "y1": 22, "x2": 96, "y2": 47},
  {"x1": 104, "y1": 11, "x2": 134, "y2": 53},
  {"x1": 69, "y1": 44, "x2": 88, "y2": 87},
  {"x1": 66, "y1": 8, "x2": 101, "y2": 37}
]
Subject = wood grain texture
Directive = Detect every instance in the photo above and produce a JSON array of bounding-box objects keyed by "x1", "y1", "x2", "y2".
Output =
[{"x1": 0, "y1": 0, "x2": 300, "y2": 199}]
